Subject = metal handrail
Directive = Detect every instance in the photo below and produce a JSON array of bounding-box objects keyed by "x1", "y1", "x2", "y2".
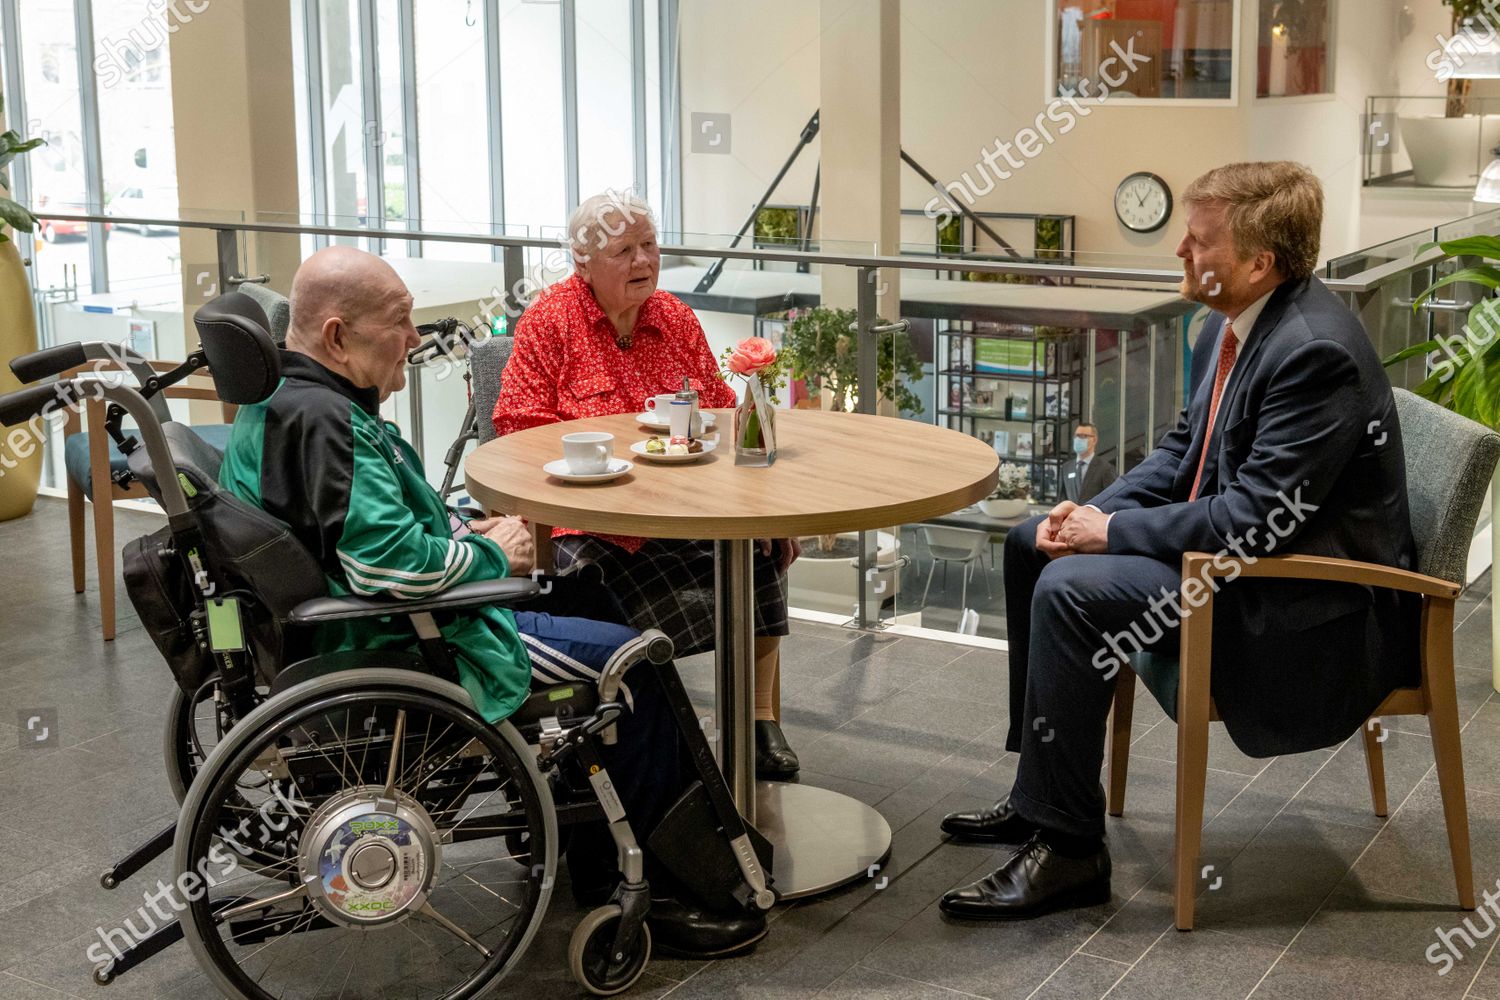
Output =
[
  {"x1": 31, "y1": 209, "x2": 1436, "y2": 294},
  {"x1": 29, "y1": 210, "x2": 1185, "y2": 284}
]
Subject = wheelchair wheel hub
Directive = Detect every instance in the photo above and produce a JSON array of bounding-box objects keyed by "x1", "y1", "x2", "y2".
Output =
[{"x1": 299, "y1": 787, "x2": 441, "y2": 927}]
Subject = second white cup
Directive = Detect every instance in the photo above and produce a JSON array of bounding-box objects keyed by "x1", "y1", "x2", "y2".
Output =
[
  {"x1": 561, "y1": 431, "x2": 614, "y2": 474},
  {"x1": 667, "y1": 399, "x2": 693, "y2": 439}
]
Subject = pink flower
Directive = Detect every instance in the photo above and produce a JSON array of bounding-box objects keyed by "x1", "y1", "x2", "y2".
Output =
[{"x1": 727, "y1": 337, "x2": 777, "y2": 375}]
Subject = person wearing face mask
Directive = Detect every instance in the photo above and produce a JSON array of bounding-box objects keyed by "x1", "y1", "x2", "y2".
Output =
[
  {"x1": 494, "y1": 190, "x2": 803, "y2": 781},
  {"x1": 1061, "y1": 423, "x2": 1116, "y2": 504}
]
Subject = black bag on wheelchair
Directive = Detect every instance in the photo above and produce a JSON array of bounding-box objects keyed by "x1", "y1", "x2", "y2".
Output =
[
  {"x1": 123, "y1": 526, "x2": 212, "y2": 695},
  {"x1": 121, "y1": 426, "x2": 328, "y2": 693}
]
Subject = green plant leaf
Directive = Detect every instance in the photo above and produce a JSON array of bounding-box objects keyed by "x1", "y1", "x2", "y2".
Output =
[
  {"x1": 1452, "y1": 340, "x2": 1500, "y2": 429},
  {"x1": 1382, "y1": 340, "x2": 1441, "y2": 367},
  {"x1": 0, "y1": 196, "x2": 38, "y2": 232},
  {"x1": 1411, "y1": 266, "x2": 1500, "y2": 311},
  {"x1": 1433, "y1": 234, "x2": 1500, "y2": 261}
]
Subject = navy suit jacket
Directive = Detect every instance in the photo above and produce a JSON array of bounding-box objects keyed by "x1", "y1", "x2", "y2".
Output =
[{"x1": 1089, "y1": 275, "x2": 1420, "y2": 757}]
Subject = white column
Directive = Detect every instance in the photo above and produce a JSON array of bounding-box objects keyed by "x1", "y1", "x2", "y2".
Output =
[{"x1": 818, "y1": 0, "x2": 900, "y2": 318}]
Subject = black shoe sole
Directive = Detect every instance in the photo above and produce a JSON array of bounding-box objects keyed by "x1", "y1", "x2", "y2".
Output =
[
  {"x1": 938, "y1": 880, "x2": 1111, "y2": 921},
  {"x1": 756, "y1": 766, "x2": 800, "y2": 781},
  {"x1": 650, "y1": 923, "x2": 769, "y2": 960}
]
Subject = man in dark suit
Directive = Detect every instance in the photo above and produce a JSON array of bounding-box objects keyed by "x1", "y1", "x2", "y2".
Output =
[
  {"x1": 938, "y1": 161, "x2": 1419, "y2": 919},
  {"x1": 1062, "y1": 423, "x2": 1117, "y2": 504}
]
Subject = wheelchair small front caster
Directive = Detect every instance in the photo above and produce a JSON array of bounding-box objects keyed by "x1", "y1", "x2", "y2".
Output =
[
  {"x1": 568, "y1": 904, "x2": 651, "y2": 996},
  {"x1": 92, "y1": 961, "x2": 114, "y2": 986},
  {"x1": 99, "y1": 869, "x2": 118, "y2": 890}
]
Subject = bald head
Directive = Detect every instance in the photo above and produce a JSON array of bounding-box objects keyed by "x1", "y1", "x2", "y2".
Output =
[{"x1": 287, "y1": 247, "x2": 419, "y2": 401}]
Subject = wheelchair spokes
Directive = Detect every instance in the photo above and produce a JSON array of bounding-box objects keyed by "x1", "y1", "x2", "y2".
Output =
[{"x1": 176, "y1": 675, "x2": 555, "y2": 999}]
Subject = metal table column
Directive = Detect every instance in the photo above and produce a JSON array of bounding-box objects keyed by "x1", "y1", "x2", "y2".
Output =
[{"x1": 714, "y1": 540, "x2": 892, "y2": 899}]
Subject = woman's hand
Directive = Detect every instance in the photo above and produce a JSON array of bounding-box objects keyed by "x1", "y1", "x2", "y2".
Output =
[
  {"x1": 759, "y1": 537, "x2": 802, "y2": 572},
  {"x1": 471, "y1": 516, "x2": 537, "y2": 577}
]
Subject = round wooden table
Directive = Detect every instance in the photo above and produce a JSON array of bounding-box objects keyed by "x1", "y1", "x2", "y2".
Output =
[{"x1": 466, "y1": 407, "x2": 999, "y2": 897}]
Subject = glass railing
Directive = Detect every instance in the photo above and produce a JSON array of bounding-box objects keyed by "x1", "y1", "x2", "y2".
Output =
[{"x1": 15, "y1": 205, "x2": 1485, "y2": 643}]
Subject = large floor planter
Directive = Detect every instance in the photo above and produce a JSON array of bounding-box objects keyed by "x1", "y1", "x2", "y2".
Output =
[
  {"x1": 0, "y1": 238, "x2": 40, "y2": 521},
  {"x1": 1399, "y1": 114, "x2": 1500, "y2": 188},
  {"x1": 788, "y1": 530, "x2": 902, "y2": 617}
]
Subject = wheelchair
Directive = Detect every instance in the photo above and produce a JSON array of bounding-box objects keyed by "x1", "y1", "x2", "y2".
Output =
[{"x1": 0, "y1": 294, "x2": 775, "y2": 998}]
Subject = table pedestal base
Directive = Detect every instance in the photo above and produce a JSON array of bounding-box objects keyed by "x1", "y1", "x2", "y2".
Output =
[{"x1": 755, "y1": 781, "x2": 892, "y2": 900}]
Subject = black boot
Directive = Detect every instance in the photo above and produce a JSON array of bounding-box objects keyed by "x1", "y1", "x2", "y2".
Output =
[
  {"x1": 939, "y1": 832, "x2": 1111, "y2": 920},
  {"x1": 755, "y1": 720, "x2": 800, "y2": 780},
  {"x1": 939, "y1": 795, "x2": 1039, "y2": 844}
]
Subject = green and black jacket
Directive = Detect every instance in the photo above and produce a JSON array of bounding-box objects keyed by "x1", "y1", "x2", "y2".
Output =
[{"x1": 218, "y1": 351, "x2": 530, "y2": 721}]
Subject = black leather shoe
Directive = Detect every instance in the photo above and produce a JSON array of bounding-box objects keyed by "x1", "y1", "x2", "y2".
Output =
[
  {"x1": 940, "y1": 796, "x2": 1039, "y2": 844},
  {"x1": 755, "y1": 720, "x2": 800, "y2": 780},
  {"x1": 647, "y1": 897, "x2": 769, "y2": 959},
  {"x1": 939, "y1": 834, "x2": 1111, "y2": 920}
]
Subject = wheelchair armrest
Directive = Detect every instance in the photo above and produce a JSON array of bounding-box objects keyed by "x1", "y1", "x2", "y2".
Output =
[{"x1": 288, "y1": 578, "x2": 543, "y2": 624}]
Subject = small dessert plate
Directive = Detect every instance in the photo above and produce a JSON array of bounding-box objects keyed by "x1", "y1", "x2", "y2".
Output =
[
  {"x1": 630, "y1": 437, "x2": 718, "y2": 463},
  {"x1": 636, "y1": 411, "x2": 717, "y2": 431},
  {"x1": 542, "y1": 457, "x2": 634, "y2": 483}
]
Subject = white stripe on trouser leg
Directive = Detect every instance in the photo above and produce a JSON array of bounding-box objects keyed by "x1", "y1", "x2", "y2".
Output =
[
  {"x1": 518, "y1": 634, "x2": 634, "y2": 709},
  {"x1": 518, "y1": 633, "x2": 602, "y2": 679},
  {"x1": 526, "y1": 657, "x2": 567, "y2": 685}
]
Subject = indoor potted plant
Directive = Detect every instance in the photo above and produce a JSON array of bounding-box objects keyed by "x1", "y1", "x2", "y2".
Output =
[
  {"x1": 779, "y1": 306, "x2": 924, "y2": 416},
  {"x1": 1387, "y1": 231, "x2": 1500, "y2": 689},
  {"x1": 0, "y1": 94, "x2": 44, "y2": 521},
  {"x1": 979, "y1": 462, "x2": 1031, "y2": 518}
]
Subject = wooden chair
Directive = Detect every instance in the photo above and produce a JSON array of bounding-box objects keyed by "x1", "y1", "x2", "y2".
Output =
[
  {"x1": 62, "y1": 361, "x2": 233, "y2": 640},
  {"x1": 1105, "y1": 389, "x2": 1500, "y2": 930}
]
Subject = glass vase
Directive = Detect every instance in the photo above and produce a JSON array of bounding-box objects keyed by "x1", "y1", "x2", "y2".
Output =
[{"x1": 734, "y1": 372, "x2": 777, "y2": 466}]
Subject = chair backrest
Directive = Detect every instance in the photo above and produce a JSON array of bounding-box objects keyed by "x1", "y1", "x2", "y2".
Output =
[
  {"x1": 921, "y1": 524, "x2": 991, "y2": 561},
  {"x1": 194, "y1": 292, "x2": 283, "y2": 405},
  {"x1": 235, "y1": 282, "x2": 292, "y2": 343},
  {"x1": 470, "y1": 335, "x2": 515, "y2": 444},
  {"x1": 1394, "y1": 388, "x2": 1500, "y2": 584}
]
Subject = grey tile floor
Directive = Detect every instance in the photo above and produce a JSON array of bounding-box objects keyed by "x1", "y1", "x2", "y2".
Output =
[{"x1": 3, "y1": 497, "x2": 1500, "y2": 998}]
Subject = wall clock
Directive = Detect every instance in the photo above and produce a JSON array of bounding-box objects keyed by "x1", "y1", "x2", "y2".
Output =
[{"x1": 1114, "y1": 171, "x2": 1172, "y2": 234}]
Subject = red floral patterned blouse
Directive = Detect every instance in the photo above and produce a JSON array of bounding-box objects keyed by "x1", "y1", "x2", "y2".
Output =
[{"x1": 493, "y1": 272, "x2": 737, "y2": 553}]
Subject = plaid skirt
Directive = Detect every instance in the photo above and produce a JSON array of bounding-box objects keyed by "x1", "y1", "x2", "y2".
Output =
[{"x1": 553, "y1": 536, "x2": 791, "y2": 657}]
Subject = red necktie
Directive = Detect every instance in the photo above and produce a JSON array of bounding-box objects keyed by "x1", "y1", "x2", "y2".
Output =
[{"x1": 1188, "y1": 322, "x2": 1239, "y2": 501}]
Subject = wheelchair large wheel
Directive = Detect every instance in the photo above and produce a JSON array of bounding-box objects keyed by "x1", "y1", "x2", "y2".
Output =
[{"x1": 175, "y1": 669, "x2": 557, "y2": 999}]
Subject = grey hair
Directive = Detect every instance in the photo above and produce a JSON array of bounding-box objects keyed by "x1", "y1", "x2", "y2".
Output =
[{"x1": 566, "y1": 189, "x2": 657, "y2": 267}]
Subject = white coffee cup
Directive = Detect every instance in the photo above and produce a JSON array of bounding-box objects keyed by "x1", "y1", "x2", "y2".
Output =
[
  {"x1": 644, "y1": 393, "x2": 676, "y2": 417},
  {"x1": 561, "y1": 431, "x2": 614, "y2": 474}
]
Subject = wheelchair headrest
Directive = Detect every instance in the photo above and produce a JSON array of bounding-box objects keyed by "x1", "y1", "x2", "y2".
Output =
[{"x1": 195, "y1": 292, "x2": 281, "y2": 404}]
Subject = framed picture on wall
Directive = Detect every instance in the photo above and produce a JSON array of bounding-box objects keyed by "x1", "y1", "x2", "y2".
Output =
[{"x1": 1016, "y1": 432, "x2": 1034, "y2": 460}]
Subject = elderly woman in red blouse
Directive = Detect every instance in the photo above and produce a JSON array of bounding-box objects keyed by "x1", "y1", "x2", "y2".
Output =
[{"x1": 494, "y1": 191, "x2": 802, "y2": 780}]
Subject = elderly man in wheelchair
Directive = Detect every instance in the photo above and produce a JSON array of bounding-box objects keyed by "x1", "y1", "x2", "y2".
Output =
[{"x1": 0, "y1": 247, "x2": 774, "y2": 999}]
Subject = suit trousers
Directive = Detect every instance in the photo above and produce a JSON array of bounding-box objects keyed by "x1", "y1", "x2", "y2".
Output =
[{"x1": 1002, "y1": 515, "x2": 1182, "y2": 838}]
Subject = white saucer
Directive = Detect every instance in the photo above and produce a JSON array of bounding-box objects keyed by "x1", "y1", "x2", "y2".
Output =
[
  {"x1": 637, "y1": 411, "x2": 717, "y2": 431},
  {"x1": 542, "y1": 457, "x2": 634, "y2": 483},
  {"x1": 630, "y1": 437, "x2": 719, "y2": 463}
]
